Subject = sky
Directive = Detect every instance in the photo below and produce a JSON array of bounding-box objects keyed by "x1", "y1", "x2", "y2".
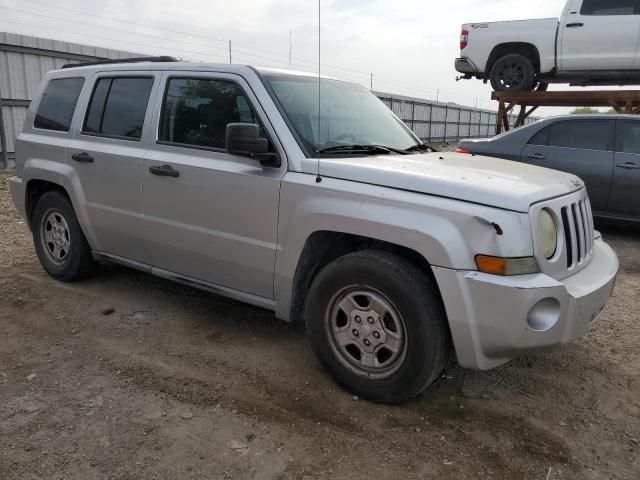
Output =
[{"x1": 1, "y1": 0, "x2": 568, "y2": 112}]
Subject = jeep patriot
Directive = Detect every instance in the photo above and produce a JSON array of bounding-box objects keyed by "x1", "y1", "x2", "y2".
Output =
[{"x1": 9, "y1": 59, "x2": 619, "y2": 403}]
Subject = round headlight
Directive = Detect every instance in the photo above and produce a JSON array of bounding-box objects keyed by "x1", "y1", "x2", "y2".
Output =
[{"x1": 537, "y1": 209, "x2": 557, "y2": 259}]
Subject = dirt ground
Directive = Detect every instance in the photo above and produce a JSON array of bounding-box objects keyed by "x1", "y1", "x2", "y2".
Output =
[{"x1": 0, "y1": 169, "x2": 638, "y2": 480}]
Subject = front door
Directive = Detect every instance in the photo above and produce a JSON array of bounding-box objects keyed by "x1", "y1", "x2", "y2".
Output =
[
  {"x1": 141, "y1": 72, "x2": 285, "y2": 299},
  {"x1": 520, "y1": 119, "x2": 614, "y2": 214},
  {"x1": 560, "y1": 0, "x2": 640, "y2": 70},
  {"x1": 608, "y1": 120, "x2": 640, "y2": 220},
  {"x1": 68, "y1": 73, "x2": 159, "y2": 264}
]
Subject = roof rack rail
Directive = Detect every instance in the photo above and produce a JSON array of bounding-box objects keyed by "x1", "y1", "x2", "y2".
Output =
[{"x1": 61, "y1": 56, "x2": 180, "y2": 69}]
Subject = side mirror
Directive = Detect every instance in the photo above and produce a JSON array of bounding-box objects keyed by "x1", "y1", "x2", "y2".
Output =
[{"x1": 225, "y1": 123, "x2": 280, "y2": 167}]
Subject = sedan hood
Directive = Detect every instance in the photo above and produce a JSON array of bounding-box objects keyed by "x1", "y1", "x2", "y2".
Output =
[{"x1": 318, "y1": 152, "x2": 584, "y2": 212}]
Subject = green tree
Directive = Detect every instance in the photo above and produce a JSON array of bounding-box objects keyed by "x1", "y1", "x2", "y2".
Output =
[{"x1": 570, "y1": 107, "x2": 601, "y2": 114}]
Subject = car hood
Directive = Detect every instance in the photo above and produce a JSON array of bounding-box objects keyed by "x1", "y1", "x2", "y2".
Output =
[{"x1": 318, "y1": 152, "x2": 584, "y2": 212}]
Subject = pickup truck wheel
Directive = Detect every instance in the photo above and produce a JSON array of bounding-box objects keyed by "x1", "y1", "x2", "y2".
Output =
[
  {"x1": 305, "y1": 250, "x2": 449, "y2": 404},
  {"x1": 489, "y1": 54, "x2": 536, "y2": 91},
  {"x1": 32, "y1": 191, "x2": 95, "y2": 281}
]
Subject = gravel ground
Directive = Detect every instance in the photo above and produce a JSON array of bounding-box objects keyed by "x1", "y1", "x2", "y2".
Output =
[{"x1": 0, "y1": 169, "x2": 638, "y2": 480}]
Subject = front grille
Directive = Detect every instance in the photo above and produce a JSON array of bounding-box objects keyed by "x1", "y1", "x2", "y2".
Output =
[{"x1": 560, "y1": 197, "x2": 594, "y2": 269}]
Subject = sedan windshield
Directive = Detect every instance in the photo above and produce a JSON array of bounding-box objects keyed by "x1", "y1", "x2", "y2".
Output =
[{"x1": 263, "y1": 74, "x2": 420, "y2": 156}]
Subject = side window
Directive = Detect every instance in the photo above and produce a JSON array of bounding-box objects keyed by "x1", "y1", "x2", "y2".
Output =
[
  {"x1": 83, "y1": 77, "x2": 154, "y2": 140},
  {"x1": 528, "y1": 127, "x2": 549, "y2": 146},
  {"x1": 34, "y1": 77, "x2": 84, "y2": 132},
  {"x1": 158, "y1": 78, "x2": 260, "y2": 150},
  {"x1": 548, "y1": 121, "x2": 610, "y2": 151},
  {"x1": 619, "y1": 122, "x2": 640, "y2": 154},
  {"x1": 580, "y1": 0, "x2": 636, "y2": 15}
]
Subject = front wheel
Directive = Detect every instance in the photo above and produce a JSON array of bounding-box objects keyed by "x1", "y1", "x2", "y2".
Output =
[
  {"x1": 489, "y1": 54, "x2": 536, "y2": 91},
  {"x1": 304, "y1": 250, "x2": 450, "y2": 404}
]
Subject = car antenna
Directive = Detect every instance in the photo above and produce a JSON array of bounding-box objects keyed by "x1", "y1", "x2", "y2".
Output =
[{"x1": 315, "y1": 0, "x2": 322, "y2": 183}]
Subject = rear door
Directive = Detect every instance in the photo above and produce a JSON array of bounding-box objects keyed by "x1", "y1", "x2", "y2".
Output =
[
  {"x1": 608, "y1": 120, "x2": 640, "y2": 220},
  {"x1": 141, "y1": 72, "x2": 285, "y2": 299},
  {"x1": 68, "y1": 72, "x2": 160, "y2": 264},
  {"x1": 560, "y1": 0, "x2": 640, "y2": 70},
  {"x1": 520, "y1": 119, "x2": 614, "y2": 214}
]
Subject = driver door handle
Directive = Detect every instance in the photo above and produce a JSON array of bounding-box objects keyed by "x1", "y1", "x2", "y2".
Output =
[
  {"x1": 566, "y1": 22, "x2": 584, "y2": 28},
  {"x1": 149, "y1": 164, "x2": 180, "y2": 177},
  {"x1": 527, "y1": 153, "x2": 547, "y2": 160},
  {"x1": 616, "y1": 162, "x2": 640, "y2": 170},
  {"x1": 71, "y1": 152, "x2": 94, "y2": 163}
]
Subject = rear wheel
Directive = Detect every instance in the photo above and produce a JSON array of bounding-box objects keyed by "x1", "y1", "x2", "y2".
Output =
[
  {"x1": 32, "y1": 191, "x2": 95, "y2": 281},
  {"x1": 490, "y1": 54, "x2": 536, "y2": 91},
  {"x1": 305, "y1": 250, "x2": 450, "y2": 404}
]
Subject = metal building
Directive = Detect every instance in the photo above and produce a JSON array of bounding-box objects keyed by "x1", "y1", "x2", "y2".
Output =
[{"x1": 1, "y1": 31, "x2": 530, "y2": 169}]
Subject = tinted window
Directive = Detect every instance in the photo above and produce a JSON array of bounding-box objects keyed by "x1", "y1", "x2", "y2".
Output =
[
  {"x1": 548, "y1": 121, "x2": 610, "y2": 151},
  {"x1": 619, "y1": 122, "x2": 640, "y2": 153},
  {"x1": 159, "y1": 78, "x2": 258, "y2": 149},
  {"x1": 528, "y1": 127, "x2": 549, "y2": 146},
  {"x1": 34, "y1": 78, "x2": 84, "y2": 131},
  {"x1": 581, "y1": 0, "x2": 636, "y2": 15},
  {"x1": 83, "y1": 77, "x2": 153, "y2": 139}
]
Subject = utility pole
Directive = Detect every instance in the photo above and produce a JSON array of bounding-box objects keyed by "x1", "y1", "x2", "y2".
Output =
[
  {"x1": 289, "y1": 28, "x2": 292, "y2": 68},
  {"x1": 436, "y1": 89, "x2": 440, "y2": 103},
  {"x1": 229, "y1": 40, "x2": 232, "y2": 64},
  {"x1": 370, "y1": 73, "x2": 373, "y2": 91}
]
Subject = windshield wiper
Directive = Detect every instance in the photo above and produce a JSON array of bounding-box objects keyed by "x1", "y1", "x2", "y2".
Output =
[
  {"x1": 405, "y1": 143, "x2": 438, "y2": 153},
  {"x1": 317, "y1": 144, "x2": 407, "y2": 155}
]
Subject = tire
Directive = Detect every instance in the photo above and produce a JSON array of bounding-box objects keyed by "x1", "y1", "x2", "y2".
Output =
[
  {"x1": 489, "y1": 54, "x2": 536, "y2": 91},
  {"x1": 304, "y1": 250, "x2": 450, "y2": 404},
  {"x1": 31, "y1": 191, "x2": 95, "y2": 281}
]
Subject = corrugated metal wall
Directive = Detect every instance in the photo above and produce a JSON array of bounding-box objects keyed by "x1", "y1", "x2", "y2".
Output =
[
  {"x1": 1, "y1": 32, "x2": 536, "y2": 167},
  {"x1": 376, "y1": 92, "x2": 534, "y2": 142}
]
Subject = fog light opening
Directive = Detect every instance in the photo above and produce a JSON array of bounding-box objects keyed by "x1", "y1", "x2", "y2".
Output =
[{"x1": 527, "y1": 298, "x2": 561, "y2": 332}]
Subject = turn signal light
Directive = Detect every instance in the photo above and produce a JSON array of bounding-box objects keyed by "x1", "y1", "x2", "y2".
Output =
[
  {"x1": 475, "y1": 255, "x2": 539, "y2": 276},
  {"x1": 455, "y1": 148, "x2": 471, "y2": 154}
]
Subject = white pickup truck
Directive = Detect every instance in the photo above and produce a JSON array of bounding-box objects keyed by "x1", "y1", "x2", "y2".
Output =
[{"x1": 456, "y1": 0, "x2": 640, "y2": 91}]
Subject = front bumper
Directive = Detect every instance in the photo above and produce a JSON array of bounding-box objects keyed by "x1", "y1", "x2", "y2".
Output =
[
  {"x1": 432, "y1": 238, "x2": 619, "y2": 370},
  {"x1": 8, "y1": 176, "x2": 27, "y2": 221},
  {"x1": 455, "y1": 57, "x2": 480, "y2": 74}
]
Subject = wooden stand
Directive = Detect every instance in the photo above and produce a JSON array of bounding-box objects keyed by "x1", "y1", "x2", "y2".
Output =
[{"x1": 493, "y1": 88, "x2": 640, "y2": 134}]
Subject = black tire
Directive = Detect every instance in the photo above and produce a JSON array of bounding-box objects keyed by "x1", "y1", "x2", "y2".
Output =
[
  {"x1": 489, "y1": 53, "x2": 536, "y2": 91},
  {"x1": 304, "y1": 250, "x2": 450, "y2": 404},
  {"x1": 31, "y1": 191, "x2": 95, "y2": 281}
]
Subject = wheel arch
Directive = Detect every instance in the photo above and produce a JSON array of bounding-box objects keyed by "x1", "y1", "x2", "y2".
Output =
[
  {"x1": 486, "y1": 42, "x2": 541, "y2": 75},
  {"x1": 25, "y1": 178, "x2": 71, "y2": 229},
  {"x1": 286, "y1": 231, "x2": 446, "y2": 326}
]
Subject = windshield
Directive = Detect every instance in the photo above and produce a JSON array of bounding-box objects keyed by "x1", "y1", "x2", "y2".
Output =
[{"x1": 263, "y1": 74, "x2": 420, "y2": 155}]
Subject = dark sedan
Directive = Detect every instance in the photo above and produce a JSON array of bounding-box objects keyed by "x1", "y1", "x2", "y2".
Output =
[{"x1": 458, "y1": 115, "x2": 640, "y2": 223}]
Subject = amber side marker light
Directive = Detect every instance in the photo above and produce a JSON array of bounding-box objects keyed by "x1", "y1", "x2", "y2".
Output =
[{"x1": 475, "y1": 255, "x2": 540, "y2": 276}]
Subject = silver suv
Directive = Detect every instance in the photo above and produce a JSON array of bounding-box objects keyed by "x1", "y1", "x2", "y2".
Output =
[{"x1": 9, "y1": 59, "x2": 619, "y2": 403}]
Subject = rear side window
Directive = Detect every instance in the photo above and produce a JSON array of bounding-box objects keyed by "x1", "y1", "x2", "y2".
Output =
[
  {"x1": 548, "y1": 121, "x2": 611, "y2": 151},
  {"x1": 34, "y1": 77, "x2": 84, "y2": 132},
  {"x1": 618, "y1": 122, "x2": 640, "y2": 153},
  {"x1": 158, "y1": 78, "x2": 259, "y2": 150},
  {"x1": 580, "y1": 0, "x2": 637, "y2": 15},
  {"x1": 83, "y1": 77, "x2": 154, "y2": 140},
  {"x1": 528, "y1": 127, "x2": 549, "y2": 146}
]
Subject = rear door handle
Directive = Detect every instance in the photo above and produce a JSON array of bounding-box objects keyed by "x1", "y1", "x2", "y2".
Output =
[
  {"x1": 149, "y1": 164, "x2": 180, "y2": 177},
  {"x1": 566, "y1": 22, "x2": 584, "y2": 28},
  {"x1": 616, "y1": 162, "x2": 640, "y2": 170},
  {"x1": 71, "y1": 152, "x2": 94, "y2": 163},
  {"x1": 527, "y1": 153, "x2": 547, "y2": 160}
]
